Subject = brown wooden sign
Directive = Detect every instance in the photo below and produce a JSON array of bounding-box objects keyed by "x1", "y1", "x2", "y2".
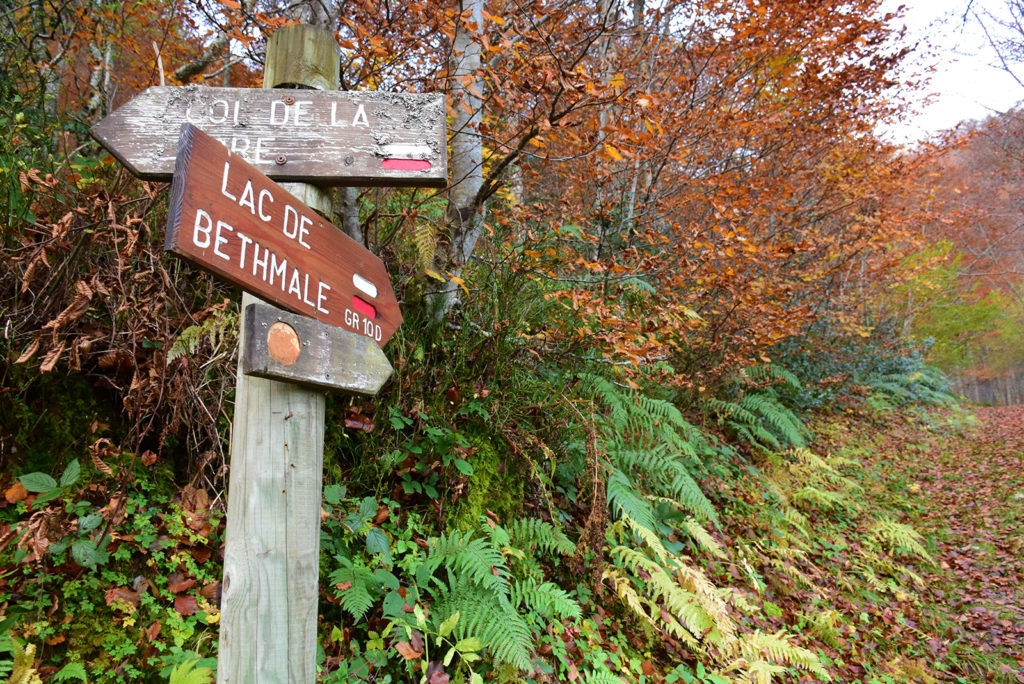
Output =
[
  {"x1": 166, "y1": 124, "x2": 402, "y2": 345},
  {"x1": 93, "y1": 85, "x2": 446, "y2": 187}
]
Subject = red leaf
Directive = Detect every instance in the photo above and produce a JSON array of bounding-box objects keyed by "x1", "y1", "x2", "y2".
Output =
[
  {"x1": 105, "y1": 587, "x2": 141, "y2": 610},
  {"x1": 146, "y1": 620, "x2": 162, "y2": 641},
  {"x1": 167, "y1": 573, "x2": 197, "y2": 594},
  {"x1": 174, "y1": 595, "x2": 197, "y2": 616},
  {"x1": 395, "y1": 641, "x2": 422, "y2": 660}
]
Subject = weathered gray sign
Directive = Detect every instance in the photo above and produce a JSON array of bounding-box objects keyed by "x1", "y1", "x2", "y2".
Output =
[{"x1": 92, "y1": 85, "x2": 446, "y2": 186}]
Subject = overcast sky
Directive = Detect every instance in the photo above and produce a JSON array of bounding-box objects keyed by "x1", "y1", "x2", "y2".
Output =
[{"x1": 881, "y1": 0, "x2": 1024, "y2": 142}]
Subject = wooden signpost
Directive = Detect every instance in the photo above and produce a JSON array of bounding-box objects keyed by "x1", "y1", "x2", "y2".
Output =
[
  {"x1": 92, "y1": 22, "x2": 446, "y2": 684},
  {"x1": 166, "y1": 124, "x2": 402, "y2": 345},
  {"x1": 241, "y1": 299, "x2": 393, "y2": 395},
  {"x1": 91, "y1": 86, "x2": 446, "y2": 187}
]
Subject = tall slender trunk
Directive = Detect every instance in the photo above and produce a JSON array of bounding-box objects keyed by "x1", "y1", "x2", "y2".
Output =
[{"x1": 435, "y1": 0, "x2": 486, "y2": 319}]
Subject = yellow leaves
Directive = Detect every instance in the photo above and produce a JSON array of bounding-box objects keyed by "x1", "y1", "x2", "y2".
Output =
[
  {"x1": 604, "y1": 144, "x2": 624, "y2": 162},
  {"x1": 425, "y1": 270, "x2": 470, "y2": 295}
]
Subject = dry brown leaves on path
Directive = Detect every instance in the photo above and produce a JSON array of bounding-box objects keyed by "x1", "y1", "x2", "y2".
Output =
[{"x1": 876, "y1": 406, "x2": 1024, "y2": 681}]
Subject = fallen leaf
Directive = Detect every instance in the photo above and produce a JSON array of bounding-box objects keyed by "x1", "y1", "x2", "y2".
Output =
[
  {"x1": 167, "y1": 573, "x2": 196, "y2": 594},
  {"x1": 146, "y1": 620, "x2": 162, "y2": 641},
  {"x1": 395, "y1": 641, "x2": 422, "y2": 660},
  {"x1": 105, "y1": 587, "x2": 141, "y2": 610},
  {"x1": 5, "y1": 482, "x2": 27, "y2": 504},
  {"x1": 174, "y1": 595, "x2": 197, "y2": 616}
]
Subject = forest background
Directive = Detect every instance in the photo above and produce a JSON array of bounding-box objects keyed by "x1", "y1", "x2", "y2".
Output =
[{"x1": 1, "y1": 0, "x2": 1023, "y2": 682}]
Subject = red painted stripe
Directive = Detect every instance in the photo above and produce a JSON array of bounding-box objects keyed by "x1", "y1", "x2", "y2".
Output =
[
  {"x1": 382, "y1": 159, "x2": 432, "y2": 171},
  {"x1": 352, "y1": 295, "x2": 377, "y2": 319}
]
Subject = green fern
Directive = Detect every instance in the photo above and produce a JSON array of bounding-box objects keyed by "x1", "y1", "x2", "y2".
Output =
[
  {"x1": 427, "y1": 576, "x2": 532, "y2": 671},
  {"x1": 424, "y1": 530, "x2": 511, "y2": 593},
  {"x1": 507, "y1": 517, "x2": 575, "y2": 556},
  {"x1": 166, "y1": 307, "x2": 238, "y2": 363},
  {"x1": 328, "y1": 557, "x2": 376, "y2": 619},
  {"x1": 168, "y1": 659, "x2": 214, "y2": 684},
  {"x1": 510, "y1": 577, "x2": 582, "y2": 619},
  {"x1": 703, "y1": 392, "x2": 807, "y2": 450},
  {"x1": 742, "y1": 363, "x2": 802, "y2": 391},
  {"x1": 606, "y1": 468, "x2": 659, "y2": 534}
]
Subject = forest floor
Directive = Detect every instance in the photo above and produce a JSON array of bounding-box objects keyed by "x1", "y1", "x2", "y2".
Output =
[{"x1": 839, "y1": 405, "x2": 1024, "y2": 682}]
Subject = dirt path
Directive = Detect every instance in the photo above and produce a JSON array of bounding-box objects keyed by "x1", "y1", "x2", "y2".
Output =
[{"x1": 885, "y1": 406, "x2": 1024, "y2": 680}]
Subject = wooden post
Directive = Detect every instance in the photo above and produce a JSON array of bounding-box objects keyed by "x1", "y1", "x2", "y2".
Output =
[{"x1": 217, "y1": 25, "x2": 339, "y2": 684}]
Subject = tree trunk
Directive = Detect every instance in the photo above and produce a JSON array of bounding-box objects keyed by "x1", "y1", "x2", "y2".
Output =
[{"x1": 436, "y1": 0, "x2": 486, "y2": 319}]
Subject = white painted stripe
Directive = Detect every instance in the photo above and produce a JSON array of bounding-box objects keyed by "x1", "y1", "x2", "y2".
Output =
[
  {"x1": 353, "y1": 273, "x2": 378, "y2": 298},
  {"x1": 381, "y1": 144, "x2": 433, "y2": 159}
]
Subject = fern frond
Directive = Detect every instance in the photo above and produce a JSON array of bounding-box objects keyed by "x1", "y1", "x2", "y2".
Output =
[
  {"x1": 603, "y1": 566, "x2": 658, "y2": 629},
  {"x1": 674, "y1": 562, "x2": 735, "y2": 642},
  {"x1": 584, "y1": 669, "x2": 628, "y2": 684},
  {"x1": 606, "y1": 468, "x2": 658, "y2": 534},
  {"x1": 791, "y1": 485, "x2": 857, "y2": 514},
  {"x1": 742, "y1": 364, "x2": 802, "y2": 390},
  {"x1": 868, "y1": 518, "x2": 933, "y2": 563},
  {"x1": 703, "y1": 398, "x2": 759, "y2": 426},
  {"x1": 612, "y1": 447, "x2": 716, "y2": 523},
  {"x1": 682, "y1": 517, "x2": 728, "y2": 560},
  {"x1": 510, "y1": 577, "x2": 582, "y2": 620},
  {"x1": 168, "y1": 659, "x2": 214, "y2": 684},
  {"x1": 739, "y1": 394, "x2": 807, "y2": 448},
  {"x1": 426, "y1": 530, "x2": 511, "y2": 593},
  {"x1": 735, "y1": 630, "x2": 829, "y2": 680},
  {"x1": 508, "y1": 517, "x2": 575, "y2": 556},
  {"x1": 328, "y1": 557, "x2": 376, "y2": 619},
  {"x1": 429, "y1": 576, "x2": 532, "y2": 671},
  {"x1": 7, "y1": 641, "x2": 42, "y2": 684},
  {"x1": 622, "y1": 514, "x2": 670, "y2": 564},
  {"x1": 608, "y1": 546, "x2": 718, "y2": 643},
  {"x1": 729, "y1": 659, "x2": 787, "y2": 684},
  {"x1": 410, "y1": 221, "x2": 437, "y2": 273}
]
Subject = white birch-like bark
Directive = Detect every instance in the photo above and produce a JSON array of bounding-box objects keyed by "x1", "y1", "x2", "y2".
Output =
[{"x1": 436, "y1": 0, "x2": 486, "y2": 318}]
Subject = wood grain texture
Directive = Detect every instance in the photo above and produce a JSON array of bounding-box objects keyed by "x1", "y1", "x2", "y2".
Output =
[
  {"x1": 165, "y1": 123, "x2": 402, "y2": 346},
  {"x1": 219, "y1": 24, "x2": 336, "y2": 684},
  {"x1": 241, "y1": 301, "x2": 393, "y2": 395},
  {"x1": 90, "y1": 85, "x2": 446, "y2": 186}
]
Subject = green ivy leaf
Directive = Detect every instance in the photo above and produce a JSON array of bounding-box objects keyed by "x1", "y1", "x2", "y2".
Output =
[
  {"x1": 453, "y1": 459, "x2": 474, "y2": 476},
  {"x1": 19, "y1": 472, "x2": 57, "y2": 493}
]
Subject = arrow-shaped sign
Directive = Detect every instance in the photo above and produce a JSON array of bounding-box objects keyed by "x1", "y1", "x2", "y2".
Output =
[
  {"x1": 93, "y1": 85, "x2": 446, "y2": 187},
  {"x1": 166, "y1": 124, "x2": 402, "y2": 346}
]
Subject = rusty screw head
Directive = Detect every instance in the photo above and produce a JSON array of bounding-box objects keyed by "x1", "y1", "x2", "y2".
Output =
[
  {"x1": 275, "y1": 155, "x2": 287, "y2": 165},
  {"x1": 282, "y1": 95, "x2": 295, "y2": 105}
]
